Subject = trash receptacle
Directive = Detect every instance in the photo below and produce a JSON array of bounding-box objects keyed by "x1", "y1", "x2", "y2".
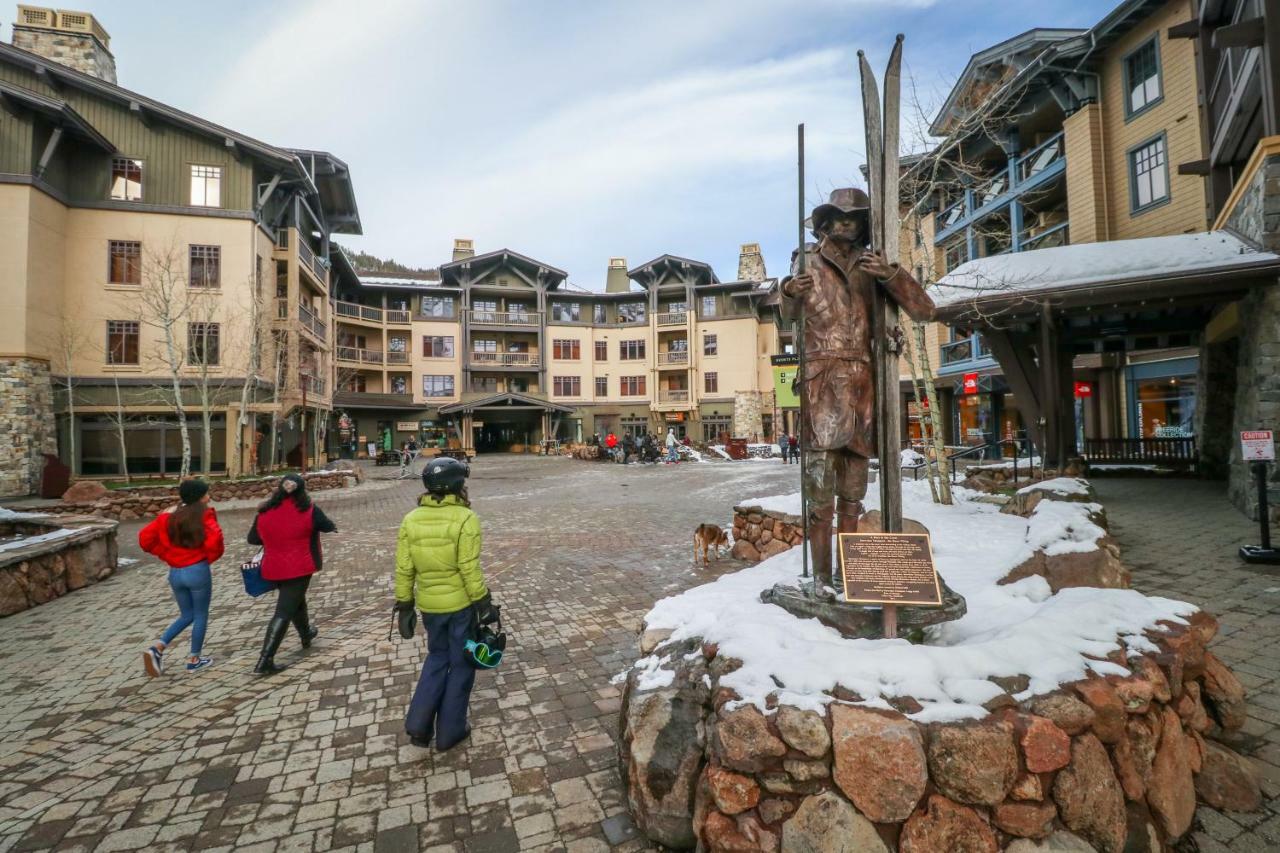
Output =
[{"x1": 726, "y1": 438, "x2": 749, "y2": 460}]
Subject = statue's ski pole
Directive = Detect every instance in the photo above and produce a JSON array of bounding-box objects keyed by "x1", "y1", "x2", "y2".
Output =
[{"x1": 796, "y1": 122, "x2": 810, "y2": 584}]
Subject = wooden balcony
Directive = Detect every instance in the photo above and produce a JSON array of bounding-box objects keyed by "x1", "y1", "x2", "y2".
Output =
[
  {"x1": 298, "y1": 302, "x2": 327, "y2": 343},
  {"x1": 470, "y1": 352, "x2": 540, "y2": 368},
  {"x1": 657, "y1": 351, "x2": 689, "y2": 366},
  {"x1": 656, "y1": 311, "x2": 688, "y2": 326},
  {"x1": 658, "y1": 389, "x2": 690, "y2": 403},
  {"x1": 387, "y1": 351, "x2": 410, "y2": 365},
  {"x1": 297, "y1": 239, "x2": 328, "y2": 287},
  {"x1": 336, "y1": 346, "x2": 384, "y2": 365},
  {"x1": 386, "y1": 309, "x2": 411, "y2": 324},
  {"x1": 469, "y1": 310, "x2": 540, "y2": 327}
]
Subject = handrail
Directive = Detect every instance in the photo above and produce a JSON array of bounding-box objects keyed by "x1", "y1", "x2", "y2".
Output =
[
  {"x1": 386, "y1": 309, "x2": 411, "y2": 324},
  {"x1": 658, "y1": 351, "x2": 689, "y2": 365},
  {"x1": 469, "y1": 310, "x2": 541, "y2": 326},
  {"x1": 659, "y1": 389, "x2": 690, "y2": 402},
  {"x1": 656, "y1": 311, "x2": 688, "y2": 326},
  {"x1": 470, "y1": 351, "x2": 540, "y2": 366},
  {"x1": 1017, "y1": 132, "x2": 1064, "y2": 184},
  {"x1": 1022, "y1": 221, "x2": 1070, "y2": 251},
  {"x1": 336, "y1": 346, "x2": 385, "y2": 364},
  {"x1": 947, "y1": 438, "x2": 1038, "y2": 485}
]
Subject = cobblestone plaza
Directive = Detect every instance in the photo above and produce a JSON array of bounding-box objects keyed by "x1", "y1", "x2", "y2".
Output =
[{"x1": 0, "y1": 461, "x2": 1275, "y2": 852}]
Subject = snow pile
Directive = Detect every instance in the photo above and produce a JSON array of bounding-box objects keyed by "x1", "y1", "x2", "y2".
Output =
[
  {"x1": 0, "y1": 507, "x2": 45, "y2": 521},
  {"x1": 933, "y1": 230, "x2": 1280, "y2": 308},
  {"x1": 1018, "y1": 500, "x2": 1107, "y2": 560},
  {"x1": 0, "y1": 526, "x2": 79, "y2": 553},
  {"x1": 1018, "y1": 477, "x2": 1090, "y2": 496},
  {"x1": 639, "y1": 480, "x2": 1194, "y2": 722},
  {"x1": 741, "y1": 492, "x2": 803, "y2": 517},
  {"x1": 901, "y1": 448, "x2": 928, "y2": 468}
]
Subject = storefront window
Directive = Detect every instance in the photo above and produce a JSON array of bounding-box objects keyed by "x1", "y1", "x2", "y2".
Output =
[
  {"x1": 1134, "y1": 375, "x2": 1196, "y2": 437},
  {"x1": 955, "y1": 394, "x2": 993, "y2": 447}
]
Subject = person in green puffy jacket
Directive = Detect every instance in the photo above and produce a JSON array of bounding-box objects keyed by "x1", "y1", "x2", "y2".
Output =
[{"x1": 395, "y1": 457, "x2": 494, "y2": 751}]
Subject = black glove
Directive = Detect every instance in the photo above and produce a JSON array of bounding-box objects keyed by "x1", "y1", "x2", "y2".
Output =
[
  {"x1": 394, "y1": 600, "x2": 416, "y2": 639},
  {"x1": 473, "y1": 593, "x2": 499, "y2": 626}
]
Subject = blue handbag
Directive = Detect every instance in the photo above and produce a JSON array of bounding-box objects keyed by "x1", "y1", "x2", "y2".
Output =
[{"x1": 240, "y1": 550, "x2": 275, "y2": 597}]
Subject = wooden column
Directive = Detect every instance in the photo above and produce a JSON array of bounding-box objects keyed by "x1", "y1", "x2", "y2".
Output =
[{"x1": 983, "y1": 328, "x2": 1045, "y2": 454}]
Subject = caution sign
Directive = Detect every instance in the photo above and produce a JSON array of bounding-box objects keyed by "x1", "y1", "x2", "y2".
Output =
[
  {"x1": 838, "y1": 533, "x2": 942, "y2": 606},
  {"x1": 1241, "y1": 430, "x2": 1275, "y2": 462}
]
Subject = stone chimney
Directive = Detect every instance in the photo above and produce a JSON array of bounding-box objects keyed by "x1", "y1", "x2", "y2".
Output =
[
  {"x1": 11, "y1": 6, "x2": 116, "y2": 84},
  {"x1": 737, "y1": 243, "x2": 766, "y2": 281},
  {"x1": 452, "y1": 239, "x2": 475, "y2": 261},
  {"x1": 605, "y1": 257, "x2": 630, "y2": 293}
]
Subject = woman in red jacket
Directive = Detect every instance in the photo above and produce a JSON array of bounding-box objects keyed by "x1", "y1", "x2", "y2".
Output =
[
  {"x1": 139, "y1": 479, "x2": 224, "y2": 675},
  {"x1": 247, "y1": 474, "x2": 336, "y2": 675}
]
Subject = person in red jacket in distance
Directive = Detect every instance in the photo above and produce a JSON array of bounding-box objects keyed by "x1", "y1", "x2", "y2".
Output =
[{"x1": 139, "y1": 479, "x2": 224, "y2": 675}]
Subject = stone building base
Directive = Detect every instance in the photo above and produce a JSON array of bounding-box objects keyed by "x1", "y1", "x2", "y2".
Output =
[{"x1": 0, "y1": 358, "x2": 57, "y2": 499}]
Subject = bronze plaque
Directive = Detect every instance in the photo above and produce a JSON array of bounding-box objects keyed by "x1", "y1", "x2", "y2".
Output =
[{"x1": 837, "y1": 533, "x2": 942, "y2": 606}]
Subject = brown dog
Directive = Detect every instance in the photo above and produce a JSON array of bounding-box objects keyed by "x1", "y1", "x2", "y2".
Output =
[{"x1": 694, "y1": 523, "x2": 730, "y2": 566}]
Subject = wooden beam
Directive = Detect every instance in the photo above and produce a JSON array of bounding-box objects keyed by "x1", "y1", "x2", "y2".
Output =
[
  {"x1": 1039, "y1": 303, "x2": 1062, "y2": 468},
  {"x1": 1212, "y1": 17, "x2": 1265, "y2": 49},
  {"x1": 1167, "y1": 19, "x2": 1200, "y2": 39},
  {"x1": 257, "y1": 173, "x2": 282, "y2": 210},
  {"x1": 984, "y1": 328, "x2": 1045, "y2": 454},
  {"x1": 129, "y1": 101, "x2": 154, "y2": 128},
  {"x1": 34, "y1": 127, "x2": 62, "y2": 179},
  {"x1": 1177, "y1": 158, "x2": 1211, "y2": 176}
]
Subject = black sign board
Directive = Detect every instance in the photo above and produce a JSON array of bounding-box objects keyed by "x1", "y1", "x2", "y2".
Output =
[{"x1": 837, "y1": 533, "x2": 942, "y2": 606}]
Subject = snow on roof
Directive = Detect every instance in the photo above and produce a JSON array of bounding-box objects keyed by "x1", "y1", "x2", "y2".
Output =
[
  {"x1": 932, "y1": 231, "x2": 1280, "y2": 310},
  {"x1": 357, "y1": 274, "x2": 448, "y2": 290}
]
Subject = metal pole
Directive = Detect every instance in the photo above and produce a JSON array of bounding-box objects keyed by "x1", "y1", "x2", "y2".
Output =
[
  {"x1": 1258, "y1": 462, "x2": 1272, "y2": 551},
  {"x1": 796, "y1": 123, "x2": 810, "y2": 583}
]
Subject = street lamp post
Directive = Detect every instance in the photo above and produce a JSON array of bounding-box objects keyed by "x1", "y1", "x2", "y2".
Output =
[{"x1": 299, "y1": 364, "x2": 312, "y2": 475}]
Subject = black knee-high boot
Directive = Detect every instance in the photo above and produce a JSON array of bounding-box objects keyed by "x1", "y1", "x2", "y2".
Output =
[
  {"x1": 292, "y1": 601, "x2": 318, "y2": 648},
  {"x1": 254, "y1": 616, "x2": 290, "y2": 675}
]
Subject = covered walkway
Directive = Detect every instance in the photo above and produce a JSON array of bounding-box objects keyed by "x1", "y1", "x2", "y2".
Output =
[{"x1": 1093, "y1": 477, "x2": 1280, "y2": 850}]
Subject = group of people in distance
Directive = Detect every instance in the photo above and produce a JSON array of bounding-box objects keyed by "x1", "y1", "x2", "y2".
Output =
[
  {"x1": 778, "y1": 432, "x2": 801, "y2": 464},
  {"x1": 596, "y1": 427, "x2": 688, "y2": 464},
  {"x1": 137, "y1": 459, "x2": 493, "y2": 752}
]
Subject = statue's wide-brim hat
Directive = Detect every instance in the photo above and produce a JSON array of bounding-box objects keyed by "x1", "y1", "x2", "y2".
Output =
[{"x1": 812, "y1": 187, "x2": 871, "y2": 229}]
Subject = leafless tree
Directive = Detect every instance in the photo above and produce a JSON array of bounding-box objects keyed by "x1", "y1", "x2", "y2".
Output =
[
  {"x1": 52, "y1": 312, "x2": 88, "y2": 475},
  {"x1": 137, "y1": 243, "x2": 195, "y2": 479},
  {"x1": 229, "y1": 274, "x2": 270, "y2": 478},
  {"x1": 104, "y1": 372, "x2": 132, "y2": 484}
]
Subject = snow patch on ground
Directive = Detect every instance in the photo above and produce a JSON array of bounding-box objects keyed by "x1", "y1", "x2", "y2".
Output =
[
  {"x1": 1017, "y1": 477, "x2": 1090, "y2": 496},
  {"x1": 0, "y1": 527, "x2": 80, "y2": 552},
  {"x1": 638, "y1": 479, "x2": 1195, "y2": 722},
  {"x1": 0, "y1": 507, "x2": 46, "y2": 521},
  {"x1": 1020, "y1": 500, "x2": 1107, "y2": 559}
]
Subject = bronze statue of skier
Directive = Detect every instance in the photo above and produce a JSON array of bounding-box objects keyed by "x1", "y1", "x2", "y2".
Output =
[{"x1": 780, "y1": 187, "x2": 935, "y2": 590}]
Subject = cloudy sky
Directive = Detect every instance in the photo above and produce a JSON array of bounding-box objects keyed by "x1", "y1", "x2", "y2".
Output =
[{"x1": 14, "y1": 0, "x2": 1119, "y2": 287}]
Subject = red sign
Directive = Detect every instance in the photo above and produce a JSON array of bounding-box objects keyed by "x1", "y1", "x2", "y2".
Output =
[
  {"x1": 1241, "y1": 430, "x2": 1275, "y2": 462},
  {"x1": 962, "y1": 373, "x2": 979, "y2": 395},
  {"x1": 1074, "y1": 381, "x2": 1093, "y2": 398}
]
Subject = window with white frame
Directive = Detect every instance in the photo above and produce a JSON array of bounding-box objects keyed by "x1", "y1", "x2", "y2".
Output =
[
  {"x1": 189, "y1": 165, "x2": 222, "y2": 207},
  {"x1": 620, "y1": 339, "x2": 645, "y2": 360},
  {"x1": 593, "y1": 304, "x2": 607, "y2": 324},
  {"x1": 594, "y1": 377, "x2": 607, "y2": 397},
  {"x1": 421, "y1": 295, "x2": 454, "y2": 318},
  {"x1": 1129, "y1": 136, "x2": 1168, "y2": 211},
  {"x1": 701, "y1": 295, "x2": 716, "y2": 317},
  {"x1": 188, "y1": 322, "x2": 220, "y2": 365},
  {"x1": 106, "y1": 320, "x2": 140, "y2": 365},
  {"x1": 189, "y1": 245, "x2": 221, "y2": 288},
  {"x1": 110, "y1": 157, "x2": 143, "y2": 201},
  {"x1": 703, "y1": 334, "x2": 718, "y2": 356},
  {"x1": 551, "y1": 302, "x2": 581, "y2": 322},
  {"x1": 553, "y1": 376, "x2": 581, "y2": 397},
  {"x1": 704, "y1": 371, "x2": 718, "y2": 394}
]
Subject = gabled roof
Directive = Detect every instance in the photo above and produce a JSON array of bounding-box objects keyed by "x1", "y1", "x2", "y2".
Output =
[
  {"x1": 930, "y1": 28, "x2": 1083, "y2": 136},
  {"x1": 0, "y1": 79, "x2": 115, "y2": 152},
  {"x1": 438, "y1": 248, "x2": 569, "y2": 288},
  {"x1": 627, "y1": 254, "x2": 720, "y2": 286},
  {"x1": 289, "y1": 149, "x2": 361, "y2": 235},
  {"x1": 438, "y1": 391, "x2": 575, "y2": 415}
]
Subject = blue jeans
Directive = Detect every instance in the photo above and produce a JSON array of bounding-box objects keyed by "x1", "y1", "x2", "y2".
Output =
[
  {"x1": 161, "y1": 561, "x2": 212, "y2": 656},
  {"x1": 406, "y1": 608, "x2": 475, "y2": 748},
  {"x1": 667, "y1": 445, "x2": 678, "y2": 461}
]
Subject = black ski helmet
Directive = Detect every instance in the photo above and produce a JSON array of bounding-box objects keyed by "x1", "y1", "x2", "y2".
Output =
[{"x1": 423, "y1": 456, "x2": 469, "y2": 494}]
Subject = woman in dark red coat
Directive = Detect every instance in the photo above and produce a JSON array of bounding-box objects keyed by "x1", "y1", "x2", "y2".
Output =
[
  {"x1": 139, "y1": 479, "x2": 224, "y2": 675},
  {"x1": 247, "y1": 474, "x2": 336, "y2": 675}
]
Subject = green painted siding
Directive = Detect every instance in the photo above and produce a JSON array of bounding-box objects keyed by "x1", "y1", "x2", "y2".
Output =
[
  {"x1": 0, "y1": 109, "x2": 34, "y2": 174},
  {"x1": 0, "y1": 62, "x2": 254, "y2": 210}
]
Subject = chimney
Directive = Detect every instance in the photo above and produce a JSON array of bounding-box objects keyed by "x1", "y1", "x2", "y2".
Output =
[
  {"x1": 452, "y1": 238, "x2": 475, "y2": 262},
  {"x1": 11, "y1": 6, "x2": 116, "y2": 84},
  {"x1": 738, "y1": 243, "x2": 766, "y2": 281},
  {"x1": 605, "y1": 257, "x2": 630, "y2": 293}
]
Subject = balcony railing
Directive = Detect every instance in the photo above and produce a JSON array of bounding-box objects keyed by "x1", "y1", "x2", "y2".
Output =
[
  {"x1": 469, "y1": 310, "x2": 540, "y2": 327},
  {"x1": 1022, "y1": 222, "x2": 1070, "y2": 252},
  {"x1": 334, "y1": 300, "x2": 383, "y2": 322},
  {"x1": 658, "y1": 389, "x2": 690, "y2": 403},
  {"x1": 470, "y1": 352, "x2": 540, "y2": 367},
  {"x1": 1018, "y1": 133, "x2": 1064, "y2": 183},
  {"x1": 656, "y1": 311, "x2": 688, "y2": 326},
  {"x1": 386, "y1": 309, "x2": 411, "y2": 324},
  {"x1": 657, "y1": 351, "x2": 689, "y2": 366},
  {"x1": 297, "y1": 239, "x2": 328, "y2": 284},
  {"x1": 939, "y1": 197, "x2": 967, "y2": 228},
  {"x1": 387, "y1": 350, "x2": 410, "y2": 365},
  {"x1": 298, "y1": 303, "x2": 327, "y2": 342},
  {"x1": 275, "y1": 298, "x2": 288, "y2": 319},
  {"x1": 336, "y1": 346, "x2": 384, "y2": 365},
  {"x1": 940, "y1": 334, "x2": 989, "y2": 366},
  {"x1": 302, "y1": 375, "x2": 326, "y2": 396}
]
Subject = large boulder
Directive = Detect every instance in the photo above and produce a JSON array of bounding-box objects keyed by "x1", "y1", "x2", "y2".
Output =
[
  {"x1": 1052, "y1": 734, "x2": 1127, "y2": 853},
  {"x1": 1146, "y1": 707, "x2": 1195, "y2": 840},
  {"x1": 775, "y1": 706, "x2": 829, "y2": 759},
  {"x1": 1002, "y1": 540, "x2": 1129, "y2": 592},
  {"x1": 925, "y1": 721, "x2": 1019, "y2": 807},
  {"x1": 1201, "y1": 651, "x2": 1247, "y2": 730},
  {"x1": 1001, "y1": 478, "x2": 1098, "y2": 518},
  {"x1": 1018, "y1": 715, "x2": 1071, "y2": 773},
  {"x1": 1194, "y1": 741, "x2": 1262, "y2": 812},
  {"x1": 1027, "y1": 692, "x2": 1095, "y2": 735},
  {"x1": 830, "y1": 705, "x2": 927, "y2": 822},
  {"x1": 899, "y1": 795, "x2": 998, "y2": 853},
  {"x1": 993, "y1": 801, "x2": 1057, "y2": 839},
  {"x1": 1004, "y1": 833, "x2": 1096, "y2": 852},
  {"x1": 1070, "y1": 679, "x2": 1126, "y2": 744},
  {"x1": 780, "y1": 790, "x2": 887, "y2": 853},
  {"x1": 62, "y1": 480, "x2": 109, "y2": 504},
  {"x1": 619, "y1": 650, "x2": 711, "y2": 849},
  {"x1": 705, "y1": 766, "x2": 759, "y2": 815},
  {"x1": 855, "y1": 510, "x2": 929, "y2": 536}
]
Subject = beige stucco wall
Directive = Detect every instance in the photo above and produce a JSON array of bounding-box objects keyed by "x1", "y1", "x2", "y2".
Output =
[
  {"x1": 412, "y1": 319, "x2": 462, "y2": 405},
  {"x1": 700, "y1": 316, "x2": 761, "y2": 403},
  {"x1": 0, "y1": 185, "x2": 37, "y2": 357},
  {"x1": 545, "y1": 324, "x2": 595, "y2": 404},
  {"x1": 1098, "y1": 0, "x2": 1207, "y2": 239}
]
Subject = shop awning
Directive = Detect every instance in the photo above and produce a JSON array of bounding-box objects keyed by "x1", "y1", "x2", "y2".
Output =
[{"x1": 438, "y1": 392, "x2": 575, "y2": 415}]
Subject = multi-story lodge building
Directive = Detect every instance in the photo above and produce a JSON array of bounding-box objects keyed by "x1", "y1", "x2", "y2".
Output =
[
  {"x1": 327, "y1": 241, "x2": 788, "y2": 456},
  {"x1": 0, "y1": 7, "x2": 359, "y2": 495}
]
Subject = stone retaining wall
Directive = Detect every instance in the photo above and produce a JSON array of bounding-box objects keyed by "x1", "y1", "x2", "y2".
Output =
[
  {"x1": 620, "y1": 612, "x2": 1260, "y2": 852},
  {"x1": 35, "y1": 471, "x2": 358, "y2": 521},
  {"x1": 730, "y1": 506, "x2": 804, "y2": 562},
  {"x1": 0, "y1": 515, "x2": 119, "y2": 617}
]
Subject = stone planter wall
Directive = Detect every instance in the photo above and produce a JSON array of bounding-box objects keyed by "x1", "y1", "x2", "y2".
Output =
[
  {"x1": 620, "y1": 612, "x2": 1260, "y2": 852},
  {"x1": 37, "y1": 471, "x2": 358, "y2": 521},
  {"x1": 730, "y1": 506, "x2": 804, "y2": 562},
  {"x1": 0, "y1": 515, "x2": 118, "y2": 617}
]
